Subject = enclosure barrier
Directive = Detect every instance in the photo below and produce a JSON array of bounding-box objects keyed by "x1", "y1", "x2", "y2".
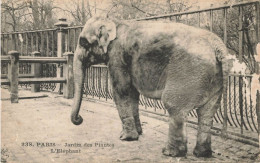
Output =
[
  {"x1": 1, "y1": 0, "x2": 259, "y2": 89},
  {"x1": 83, "y1": 65, "x2": 260, "y2": 146},
  {"x1": 1, "y1": 51, "x2": 74, "y2": 102}
]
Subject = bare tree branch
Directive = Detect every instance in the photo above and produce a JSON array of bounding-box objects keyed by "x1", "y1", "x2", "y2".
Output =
[{"x1": 130, "y1": 1, "x2": 155, "y2": 16}]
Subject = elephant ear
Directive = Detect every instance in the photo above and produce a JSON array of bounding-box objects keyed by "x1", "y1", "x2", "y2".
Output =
[{"x1": 86, "y1": 19, "x2": 116, "y2": 53}]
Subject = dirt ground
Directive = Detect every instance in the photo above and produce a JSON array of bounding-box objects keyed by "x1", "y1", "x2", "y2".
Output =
[{"x1": 1, "y1": 88, "x2": 259, "y2": 162}]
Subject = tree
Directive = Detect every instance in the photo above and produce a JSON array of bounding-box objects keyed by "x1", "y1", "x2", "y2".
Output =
[
  {"x1": 107, "y1": 0, "x2": 197, "y2": 19},
  {"x1": 1, "y1": 0, "x2": 28, "y2": 32},
  {"x1": 56, "y1": 0, "x2": 97, "y2": 25},
  {"x1": 28, "y1": 0, "x2": 56, "y2": 29},
  {"x1": 1, "y1": 0, "x2": 57, "y2": 32},
  {"x1": 208, "y1": 0, "x2": 258, "y2": 73}
]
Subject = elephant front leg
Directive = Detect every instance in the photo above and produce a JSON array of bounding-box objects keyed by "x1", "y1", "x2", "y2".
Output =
[
  {"x1": 113, "y1": 90, "x2": 139, "y2": 141},
  {"x1": 130, "y1": 88, "x2": 142, "y2": 135},
  {"x1": 133, "y1": 109, "x2": 142, "y2": 135},
  {"x1": 162, "y1": 112, "x2": 188, "y2": 157},
  {"x1": 161, "y1": 90, "x2": 189, "y2": 157}
]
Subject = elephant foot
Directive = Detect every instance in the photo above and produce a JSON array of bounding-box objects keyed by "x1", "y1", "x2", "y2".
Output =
[
  {"x1": 120, "y1": 130, "x2": 139, "y2": 141},
  {"x1": 193, "y1": 144, "x2": 212, "y2": 157},
  {"x1": 71, "y1": 115, "x2": 83, "y2": 125},
  {"x1": 120, "y1": 117, "x2": 139, "y2": 141},
  {"x1": 162, "y1": 144, "x2": 187, "y2": 157}
]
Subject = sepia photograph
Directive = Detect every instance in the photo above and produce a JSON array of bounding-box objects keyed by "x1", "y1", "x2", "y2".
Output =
[{"x1": 1, "y1": 0, "x2": 260, "y2": 162}]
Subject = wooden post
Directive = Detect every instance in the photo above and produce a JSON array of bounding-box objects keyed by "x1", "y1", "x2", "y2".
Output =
[
  {"x1": 63, "y1": 52, "x2": 74, "y2": 99},
  {"x1": 31, "y1": 51, "x2": 42, "y2": 92},
  {"x1": 8, "y1": 51, "x2": 19, "y2": 103},
  {"x1": 1, "y1": 34, "x2": 4, "y2": 55},
  {"x1": 55, "y1": 18, "x2": 69, "y2": 94},
  {"x1": 11, "y1": 34, "x2": 16, "y2": 50}
]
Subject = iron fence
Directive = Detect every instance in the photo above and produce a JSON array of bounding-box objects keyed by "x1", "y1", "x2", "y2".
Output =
[{"x1": 84, "y1": 65, "x2": 259, "y2": 144}]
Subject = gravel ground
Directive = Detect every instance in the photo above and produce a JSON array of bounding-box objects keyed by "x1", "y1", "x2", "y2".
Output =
[{"x1": 1, "y1": 88, "x2": 259, "y2": 162}]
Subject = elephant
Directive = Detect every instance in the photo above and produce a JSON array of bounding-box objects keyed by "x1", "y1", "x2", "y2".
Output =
[{"x1": 70, "y1": 16, "x2": 244, "y2": 157}]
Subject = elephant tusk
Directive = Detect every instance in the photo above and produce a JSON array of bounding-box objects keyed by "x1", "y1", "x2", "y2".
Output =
[{"x1": 103, "y1": 46, "x2": 108, "y2": 53}]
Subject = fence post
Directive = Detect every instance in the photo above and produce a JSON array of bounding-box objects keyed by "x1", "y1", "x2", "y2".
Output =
[
  {"x1": 239, "y1": 76, "x2": 244, "y2": 134},
  {"x1": 238, "y1": 6, "x2": 243, "y2": 63},
  {"x1": 55, "y1": 18, "x2": 69, "y2": 94},
  {"x1": 63, "y1": 52, "x2": 74, "y2": 99},
  {"x1": 106, "y1": 68, "x2": 109, "y2": 101},
  {"x1": 31, "y1": 51, "x2": 42, "y2": 92},
  {"x1": 255, "y1": 2, "x2": 260, "y2": 158},
  {"x1": 8, "y1": 51, "x2": 19, "y2": 103}
]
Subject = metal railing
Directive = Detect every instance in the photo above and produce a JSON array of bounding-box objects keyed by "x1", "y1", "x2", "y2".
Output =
[
  {"x1": 84, "y1": 65, "x2": 259, "y2": 145},
  {"x1": 1, "y1": 0, "x2": 259, "y2": 88}
]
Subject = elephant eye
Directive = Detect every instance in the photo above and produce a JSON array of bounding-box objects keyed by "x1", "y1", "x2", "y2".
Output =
[{"x1": 79, "y1": 37, "x2": 90, "y2": 49}]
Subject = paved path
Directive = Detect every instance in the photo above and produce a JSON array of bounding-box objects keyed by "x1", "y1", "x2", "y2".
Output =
[{"x1": 1, "y1": 88, "x2": 259, "y2": 162}]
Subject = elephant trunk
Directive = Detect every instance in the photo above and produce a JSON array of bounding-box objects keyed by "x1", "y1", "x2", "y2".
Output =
[{"x1": 71, "y1": 46, "x2": 86, "y2": 125}]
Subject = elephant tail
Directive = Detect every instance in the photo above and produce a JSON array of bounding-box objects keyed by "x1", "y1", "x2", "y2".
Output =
[
  {"x1": 214, "y1": 38, "x2": 248, "y2": 87},
  {"x1": 215, "y1": 43, "x2": 248, "y2": 135}
]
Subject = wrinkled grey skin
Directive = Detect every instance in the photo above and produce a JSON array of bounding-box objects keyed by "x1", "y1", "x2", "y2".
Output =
[{"x1": 71, "y1": 16, "x2": 235, "y2": 157}]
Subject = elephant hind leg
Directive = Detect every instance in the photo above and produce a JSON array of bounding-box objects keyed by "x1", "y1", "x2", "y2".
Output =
[
  {"x1": 161, "y1": 93, "x2": 190, "y2": 157},
  {"x1": 193, "y1": 92, "x2": 222, "y2": 157},
  {"x1": 162, "y1": 111, "x2": 188, "y2": 157},
  {"x1": 119, "y1": 117, "x2": 139, "y2": 141}
]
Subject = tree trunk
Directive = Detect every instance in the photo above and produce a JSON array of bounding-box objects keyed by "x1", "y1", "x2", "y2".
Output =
[{"x1": 31, "y1": 0, "x2": 40, "y2": 29}]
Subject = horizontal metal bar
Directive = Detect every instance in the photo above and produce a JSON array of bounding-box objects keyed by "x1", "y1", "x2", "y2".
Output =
[
  {"x1": 63, "y1": 26, "x2": 84, "y2": 29},
  {"x1": 1, "y1": 77, "x2": 66, "y2": 85},
  {"x1": 1, "y1": 56, "x2": 67, "y2": 63},
  {"x1": 1, "y1": 74, "x2": 35, "y2": 79},
  {"x1": 1, "y1": 79, "x2": 9, "y2": 85},
  {"x1": 19, "y1": 57, "x2": 67, "y2": 63},
  {"x1": 91, "y1": 65, "x2": 108, "y2": 68},
  {"x1": 0, "y1": 28, "x2": 56, "y2": 35},
  {"x1": 0, "y1": 26, "x2": 83, "y2": 35},
  {"x1": 228, "y1": 73, "x2": 254, "y2": 77},
  {"x1": 135, "y1": 1, "x2": 258, "y2": 21},
  {"x1": 19, "y1": 77, "x2": 66, "y2": 84},
  {"x1": 1, "y1": 56, "x2": 10, "y2": 62}
]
